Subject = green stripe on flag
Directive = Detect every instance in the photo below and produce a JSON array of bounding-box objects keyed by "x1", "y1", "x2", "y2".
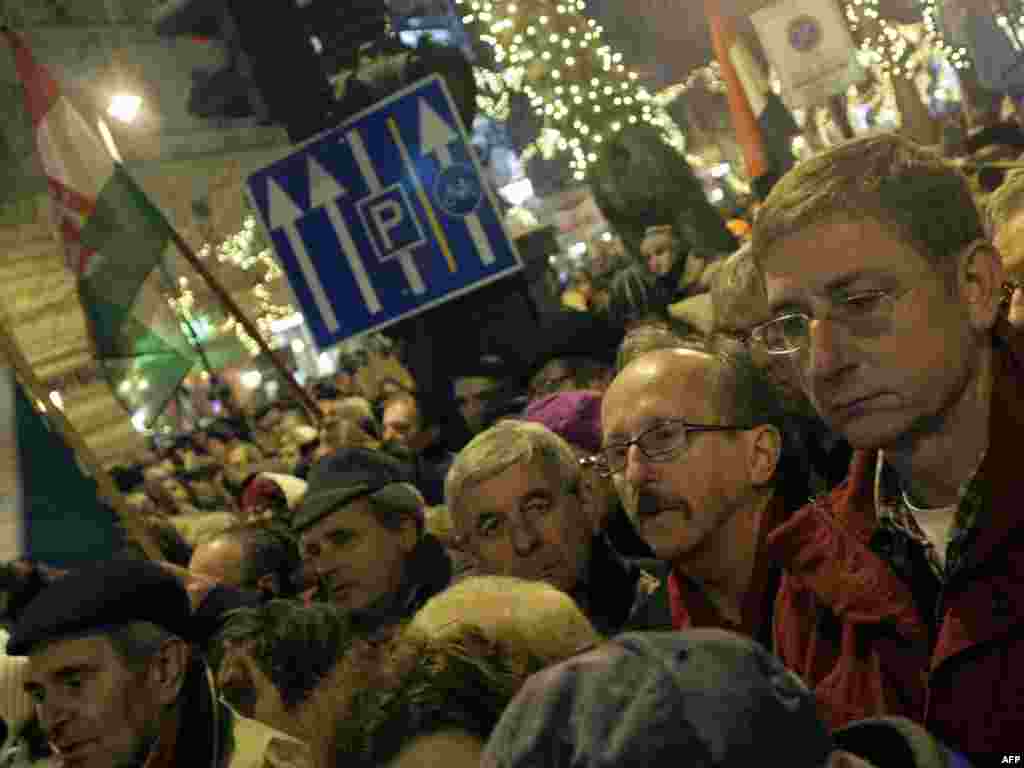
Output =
[
  {"x1": 78, "y1": 165, "x2": 198, "y2": 428},
  {"x1": 79, "y1": 165, "x2": 174, "y2": 295}
]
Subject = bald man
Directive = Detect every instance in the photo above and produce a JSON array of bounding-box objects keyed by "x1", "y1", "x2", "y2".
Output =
[{"x1": 600, "y1": 341, "x2": 789, "y2": 645}]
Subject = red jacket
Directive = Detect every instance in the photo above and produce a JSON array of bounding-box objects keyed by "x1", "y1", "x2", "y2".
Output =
[{"x1": 767, "y1": 322, "x2": 1024, "y2": 757}]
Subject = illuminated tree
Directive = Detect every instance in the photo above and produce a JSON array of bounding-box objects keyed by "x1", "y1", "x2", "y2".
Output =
[{"x1": 457, "y1": 0, "x2": 684, "y2": 180}]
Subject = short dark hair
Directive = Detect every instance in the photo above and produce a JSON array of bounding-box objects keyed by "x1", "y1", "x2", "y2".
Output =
[
  {"x1": 217, "y1": 601, "x2": 352, "y2": 710},
  {"x1": 705, "y1": 335, "x2": 787, "y2": 434},
  {"x1": 218, "y1": 524, "x2": 301, "y2": 597},
  {"x1": 607, "y1": 265, "x2": 669, "y2": 329},
  {"x1": 752, "y1": 133, "x2": 984, "y2": 280}
]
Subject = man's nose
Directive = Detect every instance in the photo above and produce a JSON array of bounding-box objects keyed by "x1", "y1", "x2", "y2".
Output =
[
  {"x1": 510, "y1": 518, "x2": 540, "y2": 556},
  {"x1": 806, "y1": 316, "x2": 850, "y2": 384},
  {"x1": 38, "y1": 697, "x2": 72, "y2": 737}
]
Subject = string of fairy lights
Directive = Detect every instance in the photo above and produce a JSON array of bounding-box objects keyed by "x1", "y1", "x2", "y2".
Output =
[
  {"x1": 920, "y1": 0, "x2": 971, "y2": 71},
  {"x1": 461, "y1": 0, "x2": 978, "y2": 182},
  {"x1": 169, "y1": 216, "x2": 294, "y2": 357},
  {"x1": 457, "y1": 0, "x2": 684, "y2": 180}
]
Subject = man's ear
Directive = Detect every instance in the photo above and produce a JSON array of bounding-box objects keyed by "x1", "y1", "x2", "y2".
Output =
[
  {"x1": 958, "y1": 240, "x2": 1004, "y2": 331},
  {"x1": 398, "y1": 513, "x2": 419, "y2": 554},
  {"x1": 149, "y1": 638, "x2": 190, "y2": 707},
  {"x1": 745, "y1": 424, "x2": 782, "y2": 487}
]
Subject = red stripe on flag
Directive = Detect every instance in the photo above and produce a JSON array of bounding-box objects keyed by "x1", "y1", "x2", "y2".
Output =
[
  {"x1": 57, "y1": 216, "x2": 95, "y2": 276},
  {"x1": 2, "y1": 28, "x2": 60, "y2": 128},
  {"x1": 48, "y1": 178, "x2": 95, "y2": 218},
  {"x1": 704, "y1": 0, "x2": 768, "y2": 180}
]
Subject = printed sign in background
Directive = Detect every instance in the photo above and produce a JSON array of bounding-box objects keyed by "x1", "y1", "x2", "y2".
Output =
[
  {"x1": 750, "y1": 0, "x2": 865, "y2": 109},
  {"x1": 247, "y1": 75, "x2": 523, "y2": 351}
]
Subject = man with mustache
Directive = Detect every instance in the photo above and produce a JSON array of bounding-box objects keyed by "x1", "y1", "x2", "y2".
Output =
[
  {"x1": 750, "y1": 133, "x2": 1024, "y2": 758},
  {"x1": 9, "y1": 559, "x2": 309, "y2": 768},
  {"x1": 600, "y1": 341, "x2": 790, "y2": 647}
]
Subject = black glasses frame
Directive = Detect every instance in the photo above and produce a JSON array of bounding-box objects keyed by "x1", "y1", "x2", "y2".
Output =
[{"x1": 588, "y1": 419, "x2": 752, "y2": 477}]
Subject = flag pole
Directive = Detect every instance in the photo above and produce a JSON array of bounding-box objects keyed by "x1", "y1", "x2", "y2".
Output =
[
  {"x1": 165, "y1": 228, "x2": 323, "y2": 425},
  {"x1": 0, "y1": 315, "x2": 163, "y2": 562}
]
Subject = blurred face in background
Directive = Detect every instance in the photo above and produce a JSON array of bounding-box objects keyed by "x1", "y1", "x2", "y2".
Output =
[
  {"x1": 455, "y1": 378, "x2": 498, "y2": 434},
  {"x1": 382, "y1": 397, "x2": 423, "y2": 449},
  {"x1": 640, "y1": 228, "x2": 678, "y2": 277},
  {"x1": 993, "y1": 210, "x2": 1024, "y2": 328}
]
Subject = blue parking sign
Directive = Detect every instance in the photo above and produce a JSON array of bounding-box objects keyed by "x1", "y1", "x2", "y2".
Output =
[{"x1": 246, "y1": 75, "x2": 523, "y2": 350}]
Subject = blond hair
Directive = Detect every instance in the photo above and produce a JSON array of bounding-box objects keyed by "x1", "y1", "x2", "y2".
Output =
[{"x1": 409, "y1": 575, "x2": 601, "y2": 662}]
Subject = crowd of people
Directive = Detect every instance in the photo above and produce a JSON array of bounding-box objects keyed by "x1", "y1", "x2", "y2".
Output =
[{"x1": 0, "y1": 131, "x2": 1021, "y2": 768}]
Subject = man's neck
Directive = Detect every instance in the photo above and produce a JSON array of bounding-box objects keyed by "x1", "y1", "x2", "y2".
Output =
[
  {"x1": 141, "y1": 705, "x2": 180, "y2": 768},
  {"x1": 675, "y1": 491, "x2": 770, "y2": 624},
  {"x1": 887, "y1": 346, "x2": 994, "y2": 508}
]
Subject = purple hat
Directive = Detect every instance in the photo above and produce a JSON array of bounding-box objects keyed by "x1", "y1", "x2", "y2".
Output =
[
  {"x1": 522, "y1": 390, "x2": 603, "y2": 455},
  {"x1": 481, "y1": 629, "x2": 834, "y2": 768}
]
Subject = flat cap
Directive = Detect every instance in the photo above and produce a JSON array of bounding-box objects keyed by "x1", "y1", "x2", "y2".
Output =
[
  {"x1": 293, "y1": 448, "x2": 421, "y2": 532},
  {"x1": 7, "y1": 559, "x2": 193, "y2": 656},
  {"x1": 483, "y1": 629, "x2": 833, "y2": 768}
]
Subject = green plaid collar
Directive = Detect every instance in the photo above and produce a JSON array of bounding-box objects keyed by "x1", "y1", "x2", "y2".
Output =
[{"x1": 874, "y1": 449, "x2": 987, "y2": 580}]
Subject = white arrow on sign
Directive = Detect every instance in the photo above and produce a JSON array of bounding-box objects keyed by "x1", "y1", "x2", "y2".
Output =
[
  {"x1": 418, "y1": 99, "x2": 496, "y2": 266},
  {"x1": 346, "y1": 129, "x2": 426, "y2": 296},
  {"x1": 266, "y1": 177, "x2": 341, "y2": 334},
  {"x1": 307, "y1": 156, "x2": 383, "y2": 316}
]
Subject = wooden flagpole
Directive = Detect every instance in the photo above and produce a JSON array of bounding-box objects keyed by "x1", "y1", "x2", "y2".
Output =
[
  {"x1": 0, "y1": 315, "x2": 163, "y2": 562},
  {"x1": 165, "y1": 228, "x2": 323, "y2": 425}
]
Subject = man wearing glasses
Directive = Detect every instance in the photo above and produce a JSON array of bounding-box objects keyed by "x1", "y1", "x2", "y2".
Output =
[
  {"x1": 600, "y1": 341, "x2": 790, "y2": 648},
  {"x1": 750, "y1": 133, "x2": 1024, "y2": 759},
  {"x1": 711, "y1": 244, "x2": 853, "y2": 495}
]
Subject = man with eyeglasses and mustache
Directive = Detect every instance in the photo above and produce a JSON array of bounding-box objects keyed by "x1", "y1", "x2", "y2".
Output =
[
  {"x1": 600, "y1": 340, "x2": 793, "y2": 648},
  {"x1": 749, "y1": 133, "x2": 1024, "y2": 760}
]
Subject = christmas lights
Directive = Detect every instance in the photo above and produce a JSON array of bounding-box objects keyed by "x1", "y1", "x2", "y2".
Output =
[
  {"x1": 172, "y1": 215, "x2": 296, "y2": 357},
  {"x1": 458, "y1": 0, "x2": 683, "y2": 180}
]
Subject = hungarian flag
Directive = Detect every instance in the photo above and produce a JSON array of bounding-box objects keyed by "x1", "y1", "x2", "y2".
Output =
[
  {"x1": 4, "y1": 28, "x2": 197, "y2": 428},
  {"x1": 704, "y1": 1, "x2": 800, "y2": 199},
  {"x1": 0, "y1": 367, "x2": 122, "y2": 566}
]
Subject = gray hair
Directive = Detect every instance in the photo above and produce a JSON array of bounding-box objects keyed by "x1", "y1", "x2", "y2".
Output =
[{"x1": 445, "y1": 421, "x2": 581, "y2": 533}]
